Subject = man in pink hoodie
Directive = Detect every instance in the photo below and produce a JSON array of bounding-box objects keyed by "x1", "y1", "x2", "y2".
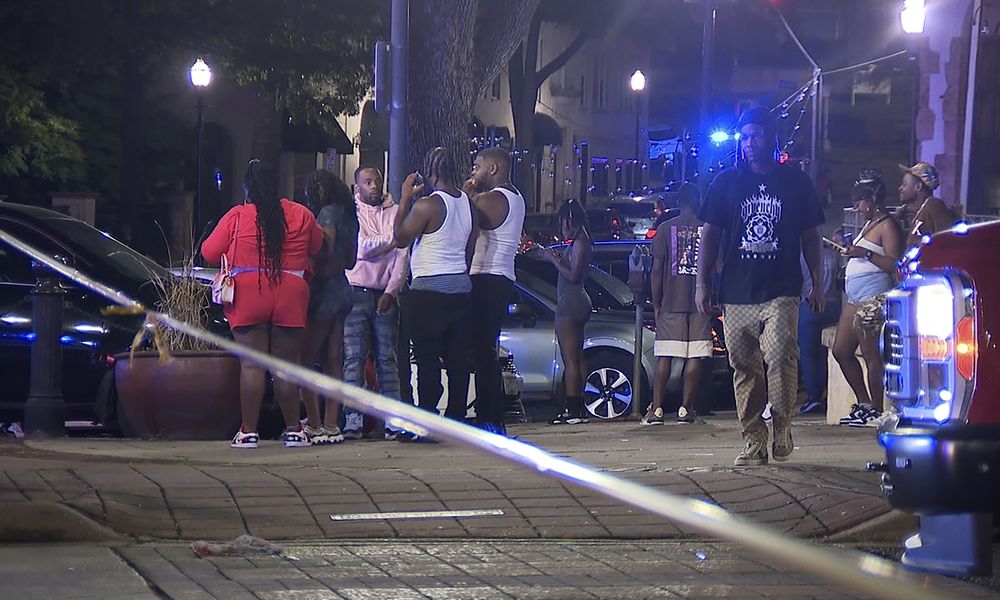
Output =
[{"x1": 341, "y1": 166, "x2": 409, "y2": 439}]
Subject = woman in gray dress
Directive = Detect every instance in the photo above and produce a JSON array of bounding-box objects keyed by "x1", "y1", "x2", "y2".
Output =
[{"x1": 534, "y1": 199, "x2": 593, "y2": 424}]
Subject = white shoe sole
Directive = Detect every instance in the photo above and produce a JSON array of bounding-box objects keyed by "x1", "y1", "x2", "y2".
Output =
[{"x1": 230, "y1": 442, "x2": 258, "y2": 449}]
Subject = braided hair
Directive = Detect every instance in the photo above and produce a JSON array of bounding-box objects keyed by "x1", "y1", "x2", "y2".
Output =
[
  {"x1": 243, "y1": 159, "x2": 285, "y2": 287},
  {"x1": 423, "y1": 146, "x2": 460, "y2": 189},
  {"x1": 852, "y1": 168, "x2": 887, "y2": 208},
  {"x1": 304, "y1": 170, "x2": 357, "y2": 228}
]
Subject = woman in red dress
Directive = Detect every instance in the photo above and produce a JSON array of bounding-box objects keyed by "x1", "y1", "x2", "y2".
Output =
[{"x1": 201, "y1": 160, "x2": 324, "y2": 448}]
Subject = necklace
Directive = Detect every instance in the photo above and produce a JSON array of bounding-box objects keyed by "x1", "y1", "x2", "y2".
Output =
[{"x1": 860, "y1": 213, "x2": 889, "y2": 238}]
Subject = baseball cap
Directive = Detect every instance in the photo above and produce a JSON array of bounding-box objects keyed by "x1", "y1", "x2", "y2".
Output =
[{"x1": 899, "y1": 162, "x2": 940, "y2": 191}]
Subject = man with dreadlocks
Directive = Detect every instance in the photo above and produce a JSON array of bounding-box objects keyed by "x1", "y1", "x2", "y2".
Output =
[
  {"x1": 392, "y1": 147, "x2": 479, "y2": 441},
  {"x1": 202, "y1": 159, "x2": 324, "y2": 449}
]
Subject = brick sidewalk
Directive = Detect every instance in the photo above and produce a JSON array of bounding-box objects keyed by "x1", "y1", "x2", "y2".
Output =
[{"x1": 0, "y1": 417, "x2": 899, "y2": 543}]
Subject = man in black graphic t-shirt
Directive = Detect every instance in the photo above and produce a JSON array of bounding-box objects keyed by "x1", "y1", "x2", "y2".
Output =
[{"x1": 696, "y1": 105, "x2": 825, "y2": 467}]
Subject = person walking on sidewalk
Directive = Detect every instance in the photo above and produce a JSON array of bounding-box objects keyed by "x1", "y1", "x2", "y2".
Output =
[
  {"x1": 341, "y1": 166, "x2": 409, "y2": 440},
  {"x1": 532, "y1": 199, "x2": 593, "y2": 425},
  {"x1": 696, "y1": 106, "x2": 825, "y2": 466},
  {"x1": 201, "y1": 160, "x2": 324, "y2": 449},
  {"x1": 392, "y1": 148, "x2": 478, "y2": 437},
  {"x1": 298, "y1": 170, "x2": 358, "y2": 446},
  {"x1": 642, "y1": 183, "x2": 710, "y2": 426},
  {"x1": 464, "y1": 148, "x2": 525, "y2": 436}
]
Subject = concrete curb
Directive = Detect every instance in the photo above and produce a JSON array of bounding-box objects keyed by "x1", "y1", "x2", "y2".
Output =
[
  {"x1": 822, "y1": 509, "x2": 919, "y2": 543},
  {"x1": 0, "y1": 502, "x2": 129, "y2": 543}
]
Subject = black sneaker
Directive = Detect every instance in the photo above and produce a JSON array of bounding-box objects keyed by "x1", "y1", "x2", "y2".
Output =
[
  {"x1": 677, "y1": 406, "x2": 700, "y2": 424},
  {"x1": 839, "y1": 404, "x2": 877, "y2": 426},
  {"x1": 550, "y1": 409, "x2": 589, "y2": 425}
]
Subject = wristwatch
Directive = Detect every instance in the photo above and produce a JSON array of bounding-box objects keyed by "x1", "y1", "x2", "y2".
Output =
[{"x1": 864, "y1": 249, "x2": 874, "y2": 260}]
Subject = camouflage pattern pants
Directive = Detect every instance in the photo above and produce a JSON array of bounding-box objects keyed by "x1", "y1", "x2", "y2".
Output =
[{"x1": 722, "y1": 297, "x2": 800, "y2": 445}]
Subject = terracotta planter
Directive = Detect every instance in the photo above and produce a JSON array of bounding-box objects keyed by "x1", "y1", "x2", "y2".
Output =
[{"x1": 114, "y1": 351, "x2": 241, "y2": 440}]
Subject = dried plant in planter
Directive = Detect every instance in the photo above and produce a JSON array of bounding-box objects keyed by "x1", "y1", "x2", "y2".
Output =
[{"x1": 150, "y1": 257, "x2": 216, "y2": 353}]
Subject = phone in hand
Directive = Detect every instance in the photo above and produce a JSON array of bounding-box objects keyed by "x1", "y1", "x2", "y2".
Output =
[
  {"x1": 413, "y1": 172, "x2": 424, "y2": 188},
  {"x1": 822, "y1": 236, "x2": 847, "y2": 253}
]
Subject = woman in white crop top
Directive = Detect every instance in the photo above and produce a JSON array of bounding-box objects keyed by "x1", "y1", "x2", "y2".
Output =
[{"x1": 831, "y1": 172, "x2": 904, "y2": 426}]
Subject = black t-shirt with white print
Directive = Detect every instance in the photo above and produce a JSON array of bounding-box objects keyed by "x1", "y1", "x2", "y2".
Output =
[{"x1": 699, "y1": 164, "x2": 823, "y2": 305}]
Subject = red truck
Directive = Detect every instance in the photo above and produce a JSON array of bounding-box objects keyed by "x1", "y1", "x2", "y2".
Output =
[{"x1": 873, "y1": 219, "x2": 999, "y2": 575}]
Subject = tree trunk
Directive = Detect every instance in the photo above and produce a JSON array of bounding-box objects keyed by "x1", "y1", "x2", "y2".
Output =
[
  {"x1": 250, "y1": 89, "x2": 283, "y2": 170},
  {"x1": 407, "y1": 0, "x2": 478, "y2": 179}
]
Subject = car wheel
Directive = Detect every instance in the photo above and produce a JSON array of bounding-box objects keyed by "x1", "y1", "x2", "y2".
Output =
[{"x1": 583, "y1": 350, "x2": 647, "y2": 420}]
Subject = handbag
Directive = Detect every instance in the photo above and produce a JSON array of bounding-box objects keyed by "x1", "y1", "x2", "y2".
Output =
[
  {"x1": 211, "y1": 217, "x2": 237, "y2": 305},
  {"x1": 211, "y1": 254, "x2": 235, "y2": 305}
]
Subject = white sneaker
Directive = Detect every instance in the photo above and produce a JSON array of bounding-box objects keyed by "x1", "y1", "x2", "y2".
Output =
[
  {"x1": 761, "y1": 403, "x2": 772, "y2": 422},
  {"x1": 343, "y1": 412, "x2": 364, "y2": 440}
]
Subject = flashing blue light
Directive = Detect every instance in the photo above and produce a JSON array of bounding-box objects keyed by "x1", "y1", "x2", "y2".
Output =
[
  {"x1": 933, "y1": 402, "x2": 951, "y2": 423},
  {"x1": 953, "y1": 221, "x2": 969, "y2": 235},
  {"x1": 878, "y1": 432, "x2": 936, "y2": 451},
  {"x1": 906, "y1": 246, "x2": 921, "y2": 260},
  {"x1": 920, "y1": 234, "x2": 931, "y2": 245},
  {"x1": 709, "y1": 131, "x2": 730, "y2": 144},
  {"x1": 908, "y1": 261, "x2": 919, "y2": 272}
]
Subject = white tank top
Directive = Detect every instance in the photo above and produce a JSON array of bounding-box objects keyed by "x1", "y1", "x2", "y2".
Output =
[
  {"x1": 470, "y1": 186, "x2": 525, "y2": 281},
  {"x1": 410, "y1": 190, "x2": 473, "y2": 279},
  {"x1": 845, "y1": 235, "x2": 887, "y2": 278}
]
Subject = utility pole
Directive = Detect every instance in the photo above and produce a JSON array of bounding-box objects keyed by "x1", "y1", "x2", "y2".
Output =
[{"x1": 387, "y1": 0, "x2": 409, "y2": 203}]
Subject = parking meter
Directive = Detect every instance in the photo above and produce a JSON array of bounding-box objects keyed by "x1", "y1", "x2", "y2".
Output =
[{"x1": 627, "y1": 245, "x2": 652, "y2": 419}]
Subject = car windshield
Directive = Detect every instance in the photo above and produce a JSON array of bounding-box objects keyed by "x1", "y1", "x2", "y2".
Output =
[
  {"x1": 609, "y1": 201, "x2": 656, "y2": 219},
  {"x1": 42, "y1": 216, "x2": 169, "y2": 284}
]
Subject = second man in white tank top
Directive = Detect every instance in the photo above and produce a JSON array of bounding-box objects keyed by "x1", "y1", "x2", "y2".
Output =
[{"x1": 465, "y1": 148, "x2": 526, "y2": 436}]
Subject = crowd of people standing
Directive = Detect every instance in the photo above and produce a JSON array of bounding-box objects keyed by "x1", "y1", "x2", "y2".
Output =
[{"x1": 200, "y1": 104, "x2": 955, "y2": 461}]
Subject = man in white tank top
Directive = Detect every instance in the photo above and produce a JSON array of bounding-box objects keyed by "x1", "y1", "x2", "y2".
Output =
[
  {"x1": 392, "y1": 148, "x2": 479, "y2": 434},
  {"x1": 465, "y1": 148, "x2": 526, "y2": 436}
]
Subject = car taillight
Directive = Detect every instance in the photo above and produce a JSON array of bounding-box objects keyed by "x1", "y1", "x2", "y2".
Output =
[
  {"x1": 645, "y1": 228, "x2": 657, "y2": 239},
  {"x1": 956, "y1": 316, "x2": 975, "y2": 380}
]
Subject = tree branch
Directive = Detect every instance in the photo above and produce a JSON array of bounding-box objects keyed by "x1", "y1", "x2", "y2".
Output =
[
  {"x1": 473, "y1": 0, "x2": 541, "y2": 92},
  {"x1": 535, "y1": 30, "x2": 588, "y2": 84}
]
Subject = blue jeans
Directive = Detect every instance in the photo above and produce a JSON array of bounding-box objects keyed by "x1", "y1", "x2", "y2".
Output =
[
  {"x1": 342, "y1": 287, "x2": 400, "y2": 420},
  {"x1": 797, "y1": 299, "x2": 841, "y2": 404}
]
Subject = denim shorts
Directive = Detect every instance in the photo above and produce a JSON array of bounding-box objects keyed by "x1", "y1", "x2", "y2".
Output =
[{"x1": 845, "y1": 271, "x2": 894, "y2": 305}]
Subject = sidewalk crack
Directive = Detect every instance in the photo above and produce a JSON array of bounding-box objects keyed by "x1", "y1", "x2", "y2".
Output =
[
  {"x1": 189, "y1": 465, "x2": 250, "y2": 534},
  {"x1": 127, "y1": 465, "x2": 181, "y2": 539}
]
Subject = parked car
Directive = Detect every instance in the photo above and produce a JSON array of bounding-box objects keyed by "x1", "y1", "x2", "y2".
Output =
[
  {"x1": 531, "y1": 241, "x2": 734, "y2": 414},
  {"x1": 0, "y1": 202, "x2": 227, "y2": 429},
  {"x1": 509, "y1": 255, "x2": 733, "y2": 420},
  {"x1": 873, "y1": 220, "x2": 1000, "y2": 576},
  {"x1": 585, "y1": 206, "x2": 626, "y2": 241},
  {"x1": 607, "y1": 199, "x2": 658, "y2": 239}
]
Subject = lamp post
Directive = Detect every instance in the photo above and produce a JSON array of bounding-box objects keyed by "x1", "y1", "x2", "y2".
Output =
[
  {"x1": 629, "y1": 68, "x2": 647, "y2": 421},
  {"x1": 189, "y1": 58, "x2": 212, "y2": 236},
  {"x1": 629, "y1": 69, "x2": 646, "y2": 165}
]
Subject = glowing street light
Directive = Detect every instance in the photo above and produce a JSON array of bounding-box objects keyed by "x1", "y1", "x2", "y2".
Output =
[
  {"x1": 900, "y1": 0, "x2": 926, "y2": 34},
  {"x1": 630, "y1": 69, "x2": 646, "y2": 92},
  {"x1": 189, "y1": 58, "x2": 212, "y2": 235}
]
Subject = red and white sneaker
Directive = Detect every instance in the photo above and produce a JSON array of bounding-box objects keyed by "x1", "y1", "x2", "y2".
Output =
[
  {"x1": 230, "y1": 429, "x2": 259, "y2": 449},
  {"x1": 282, "y1": 428, "x2": 312, "y2": 448}
]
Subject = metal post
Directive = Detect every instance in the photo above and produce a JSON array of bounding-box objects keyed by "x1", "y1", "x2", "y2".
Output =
[
  {"x1": 959, "y1": 0, "x2": 983, "y2": 212},
  {"x1": 387, "y1": 0, "x2": 409, "y2": 204},
  {"x1": 627, "y1": 246, "x2": 649, "y2": 419},
  {"x1": 810, "y1": 69, "x2": 820, "y2": 181},
  {"x1": 579, "y1": 141, "x2": 589, "y2": 206},
  {"x1": 698, "y1": 0, "x2": 716, "y2": 188},
  {"x1": 194, "y1": 93, "x2": 204, "y2": 235},
  {"x1": 24, "y1": 262, "x2": 65, "y2": 436}
]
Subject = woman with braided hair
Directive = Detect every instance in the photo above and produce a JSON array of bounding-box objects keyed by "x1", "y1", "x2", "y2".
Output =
[{"x1": 202, "y1": 159, "x2": 324, "y2": 448}]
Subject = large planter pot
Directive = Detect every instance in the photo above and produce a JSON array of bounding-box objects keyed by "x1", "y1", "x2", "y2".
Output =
[{"x1": 114, "y1": 351, "x2": 241, "y2": 440}]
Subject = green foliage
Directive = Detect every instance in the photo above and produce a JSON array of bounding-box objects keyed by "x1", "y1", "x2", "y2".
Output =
[{"x1": 0, "y1": 68, "x2": 86, "y2": 184}]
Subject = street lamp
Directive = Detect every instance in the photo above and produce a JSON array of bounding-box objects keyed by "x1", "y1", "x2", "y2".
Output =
[
  {"x1": 629, "y1": 69, "x2": 646, "y2": 182},
  {"x1": 900, "y1": 0, "x2": 926, "y2": 34},
  {"x1": 189, "y1": 58, "x2": 212, "y2": 235}
]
